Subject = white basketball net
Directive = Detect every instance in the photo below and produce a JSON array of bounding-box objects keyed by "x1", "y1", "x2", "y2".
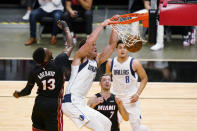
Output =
[{"x1": 110, "y1": 17, "x2": 142, "y2": 46}]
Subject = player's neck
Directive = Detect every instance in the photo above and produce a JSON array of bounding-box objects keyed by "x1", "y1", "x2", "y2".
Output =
[
  {"x1": 117, "y1": 56, "x2": 129, "y2": 63},
  {"x1": 87, "y1": 56, "x2": 95, "y2": 60},
  {"x1": 100, "y1": 90, "x2": 110, "y2": 100}
]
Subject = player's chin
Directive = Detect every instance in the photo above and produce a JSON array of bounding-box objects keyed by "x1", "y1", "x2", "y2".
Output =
[
  {"x1": 120, "y1": 54, "x2": 126, "y2": 58},
  {"x1": 92, "y1": 53, "x2": 97, "y2": 58}
]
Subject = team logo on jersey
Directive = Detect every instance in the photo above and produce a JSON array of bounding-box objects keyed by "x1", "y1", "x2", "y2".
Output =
[
  {"x1": 97, "y1": 105, "x2": 116, "y2": 111},
  {"x1": 113, "y1": 69, "x2": 129, "y2": 75},
  {"x1": 79, "y1": 115, "x2": 85, "y2": 121},
  {"x1": 38, "y1": 71, "x2": 55, "y2": 79},
  {"x1": 88, "y1": 65, "x2": 97, "y2": 72}
]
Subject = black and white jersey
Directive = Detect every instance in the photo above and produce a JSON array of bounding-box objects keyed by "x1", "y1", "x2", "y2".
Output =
[
  {"x1": 94, "y1": 93, "x2": 119, "y2": 131},
  {"x1": 18, "y1": 53, "x2": 70, "y2": 98},
  {"x1": 111, "y1": 56, "x2": 138, "y2": 100},
  {"x1": 65, "y1": 59, "x2": 97, "y2": 98}
]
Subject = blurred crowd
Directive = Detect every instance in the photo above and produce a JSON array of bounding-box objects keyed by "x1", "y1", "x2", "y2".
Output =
[{"x1": 2, "y1": 0, "x2": 196, "y2": 49}]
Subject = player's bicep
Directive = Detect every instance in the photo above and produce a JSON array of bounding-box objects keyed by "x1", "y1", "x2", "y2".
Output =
[
  {"x1": 72, "y1": 53, "x2": 83, "y2": 66},
  {"x1": 133, "y1": 60, "x2": 147, "y2": 80}
]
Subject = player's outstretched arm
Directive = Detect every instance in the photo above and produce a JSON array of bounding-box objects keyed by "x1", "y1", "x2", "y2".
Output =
[
  {"x1": 57, "y1": 20, "x2": 74, "y2": 57},
  {"x1": 115, "y1": 97, "x2": 129, "y2": 121},
  {"x1": 97, "y1": 29, "x2": 118, "y2": 67}
]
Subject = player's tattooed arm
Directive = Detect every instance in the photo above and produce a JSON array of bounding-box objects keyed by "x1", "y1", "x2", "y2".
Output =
[{"x1": 57, "y1": 20, "x2": 74, "y2": 57}]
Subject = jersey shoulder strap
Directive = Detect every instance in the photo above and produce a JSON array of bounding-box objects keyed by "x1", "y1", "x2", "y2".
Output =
[
  {"x1": 110, "y1": 93, "x2": 115, "y2": 99},
  {"x1": 130, "y1": 57, "x2": 136, "y2": 78},
  {"x1": 110, "y1": 58, "x2": 115, "y2": 73}
]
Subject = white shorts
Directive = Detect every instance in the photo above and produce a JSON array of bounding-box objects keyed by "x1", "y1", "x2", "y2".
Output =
[{"x1": 62, "y1": 94, "x2": 111, "y2": 129}]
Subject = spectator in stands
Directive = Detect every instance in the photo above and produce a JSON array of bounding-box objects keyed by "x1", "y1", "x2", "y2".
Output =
[
  {"x1": 129, "y1": 0, "x2": 164, "y2": 51},
  {"x1": 128, "y1": 0, "x2": 146, "y2": 36},
  {"x1": 25, "y1": 0, "x2": 64, "y2": 45},
  {"x1": 144, "y1": 0, "x2": 196, "y2": 49},
  {"x1": 144, "y1": 0, "x2": 164, "y2": 51},
  {"x1": 64, "y1": 0, "x2": 93, "y2": 43},
  {"x1": 22, "y1": 0, "x2": 36, "y2": 20}
]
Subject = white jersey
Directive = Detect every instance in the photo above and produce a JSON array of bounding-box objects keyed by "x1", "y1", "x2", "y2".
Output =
[
  {"x1": 111, "y1": 56, "x2": 138, "y2": 100},
  {"x1": 66, "y1": 59, "x2": 97, "y2": 98}
]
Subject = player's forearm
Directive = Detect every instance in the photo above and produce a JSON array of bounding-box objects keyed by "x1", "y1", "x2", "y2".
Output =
[
  {"x1": 17, "y1": 86, "x2": 32, "y2": 97},
  {"x1": 118, "y1": 104, "x2": 129, "y2": 121},
  {"x1": 137, "y1": 76, "x2": 148, "y2": 95},
  {"x1": 86, "y1": 24, "x2": 104, "y2": 44},
  {"x1": 109, "y1": 29, "x2": 118, "y2": 48},
  {"x1": 97, "y1": 30, "x2": 117, "y2": 66},
  {"x1": 64, "y1": 27, "x2": 73, "y2": 46},
  {"x1": 88, "y1": 100, "x2": 99, "y2": 109},
  {"x1": 90, "y1": 103, "x2": 98, "y2": 108}
]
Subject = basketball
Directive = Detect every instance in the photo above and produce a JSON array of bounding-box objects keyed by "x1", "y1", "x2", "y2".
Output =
[{"x1": 125, "y1": 35, "x2": 142, "y2": 53}]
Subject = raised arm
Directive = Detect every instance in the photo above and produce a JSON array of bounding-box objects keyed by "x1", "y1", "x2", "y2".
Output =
[
  {"x1": 57, "y1": 20, "x2": 74, "y2": 57},
  {"x1": 96, "y1": 15, "x2": 120, "y2": 67},
  {"x1": 96, "y1": 29, "x2": 118, "y2": 67},
  {"x1": 130, "y1": 59, "x2": 148, "y2": 103},
  {"x1": 78, "y1": 0, "x2": 93, "y2": 10}
]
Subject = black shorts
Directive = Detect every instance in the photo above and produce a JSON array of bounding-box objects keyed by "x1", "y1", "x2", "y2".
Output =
[{"x1": 32, "y1": 96, "x2": 63, "y2": 131}]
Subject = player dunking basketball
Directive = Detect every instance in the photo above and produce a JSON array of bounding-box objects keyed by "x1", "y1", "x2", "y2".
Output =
[
  {"x1": 13, "y1": 20, "x2": 74, "y2": 131},
  {"x1": 106, "y1": 40, "x2": 151, "y2": 131},
  {"x1": 61, "y1": 17, "x2": 118, "y2": 131}
]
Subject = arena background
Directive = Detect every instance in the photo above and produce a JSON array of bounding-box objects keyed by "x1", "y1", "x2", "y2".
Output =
[{"x1": 0, "y1": 0, "x2": 197, "y2": 131}]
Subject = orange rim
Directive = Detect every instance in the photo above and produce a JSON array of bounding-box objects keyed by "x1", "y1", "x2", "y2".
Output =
[{"x1": 109, "y1": 12, "x2": 149, "y2": 28}]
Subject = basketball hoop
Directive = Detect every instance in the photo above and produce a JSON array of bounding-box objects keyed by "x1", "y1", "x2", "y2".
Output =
[{"x1": 109, "y1": 13, "x2": 149, "y2": 52}]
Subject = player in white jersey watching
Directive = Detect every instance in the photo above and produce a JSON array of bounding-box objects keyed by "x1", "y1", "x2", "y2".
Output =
[
  {"x1": 61, "y1": 17, "x2": 118, "y2": 131},
  {"x1": 106, "y1": 40, "x2": 151, "y2": 131}
]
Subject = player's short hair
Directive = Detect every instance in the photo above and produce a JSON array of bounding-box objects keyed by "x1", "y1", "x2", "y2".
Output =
[
  {"x1": 99, "y1": 74, "x2": 111, "y2": 82},
  {"x1": 33, "y1": 47, "x2": 45, "y2": 64},
  {"x1": 116, "y1": 39, "x2": 124, "y2": 48},
  {"x1": 78, "y1": 38, "x2": 87, "y2": 48}
]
